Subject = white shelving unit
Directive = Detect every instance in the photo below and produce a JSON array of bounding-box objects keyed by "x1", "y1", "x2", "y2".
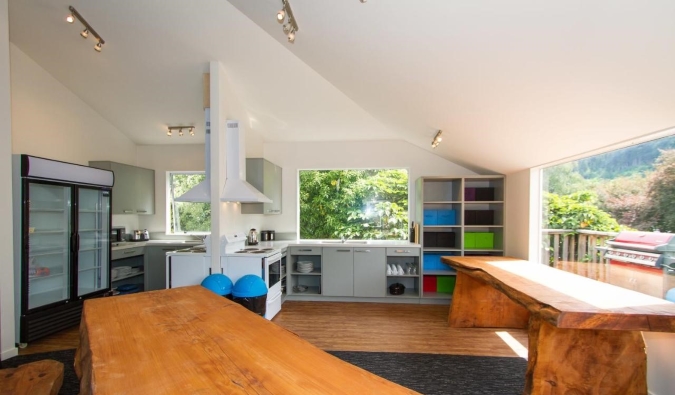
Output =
[{"x1": 416, "y1": 176, "x2": 505, "y2": 300}]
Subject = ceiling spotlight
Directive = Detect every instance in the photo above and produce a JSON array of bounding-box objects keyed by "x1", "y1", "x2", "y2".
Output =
[
  {"x1": 179, "y1": 128, "x2": 184, "y2": 137},
  {"x1": 277, "y1": 0, "x2": 298, "y2": 43},
  {"x1": 431, "y1": 130, "x2": 443, "y2": 149},
  {"x1": 167, "y1": 129, "x2": 172, "y2": 137},
  {"x1": 360, "y1": 0, "x2": 367, "y2": 2},
  {"x1": 66, "y1": 6, "x2": 106, "y2": 52},
  {"x1": 189, "y1": 127, "x2": 195, "y2": 136},
  {"x1": 167, "y1": 125, "x2": 195, "y2": 137}
]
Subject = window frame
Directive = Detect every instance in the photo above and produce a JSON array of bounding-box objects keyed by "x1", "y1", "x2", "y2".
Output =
[
  {"x1": 296, "y1": 167, "x2": 411, "y2": 241},
  {"x1": 165, "y1": 170, "x2": 211, "y2": 235}
]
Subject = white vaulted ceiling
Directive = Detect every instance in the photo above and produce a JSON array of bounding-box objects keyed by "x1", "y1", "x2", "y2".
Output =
[{"x1": 8, "y1": 0, "x2": 675, "y2": 173}]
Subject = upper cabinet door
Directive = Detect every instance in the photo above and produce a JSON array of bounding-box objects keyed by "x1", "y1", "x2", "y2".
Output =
[
  {"x1": 109, "y1": 162, "x2": 137, "y2": 214},
  {"x1": 89, "y1": 161, "x2": 155, "y2": 215},
  {"x1": 135, "y1": 166, "x2": 155, "y2": 215},
  {"x1": 263, "y1": 160, "x2": 282, "y2": 215},
  {"x1": 241, "y1": 158, "x2": 282, "y2": 215}
]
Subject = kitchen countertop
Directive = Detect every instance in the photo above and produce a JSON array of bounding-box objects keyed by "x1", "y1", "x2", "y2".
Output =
[
  {"x1": 111, "y1": 240, "x2": 202, "y2": 251},
  {"x1": 253, "y1": 240, "x2": 421, "y2": 250}
]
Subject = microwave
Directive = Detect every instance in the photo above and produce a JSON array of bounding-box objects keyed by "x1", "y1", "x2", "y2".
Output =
[{"x1": 111, "y1": 226, "x2": 125, "y2": 242}]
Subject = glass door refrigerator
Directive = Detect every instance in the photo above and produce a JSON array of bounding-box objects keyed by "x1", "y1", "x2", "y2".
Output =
[{"x1": 13, "y1": 154, "x2": 114, "y2": 346}]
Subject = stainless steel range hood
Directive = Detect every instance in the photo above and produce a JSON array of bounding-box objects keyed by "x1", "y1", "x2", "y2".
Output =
[
  {"x1": 220, "y1": 121, "x2": 271, "y2": 203},
  {"x1": 174, "y1": 109, "x2": 211, "y2": 203}
]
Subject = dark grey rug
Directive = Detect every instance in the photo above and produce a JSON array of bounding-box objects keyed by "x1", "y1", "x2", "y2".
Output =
[{"x1": 1, "y1": 349, "x2": 526, "y2": 395}]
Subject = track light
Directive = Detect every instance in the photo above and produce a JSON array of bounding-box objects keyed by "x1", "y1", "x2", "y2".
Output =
[
  {"x1": 431, "y1": 130, "x2": 443, "y2": 149},
  {"x1": 65, "y1": 6, "x2": 105, "y2": 52},
  {"x1": 276, "y1": 0, "x2": 299, "y2": 43},
  {"x1": 360, "y1": 0, "x2": 367, "y2": 2},
  {"x1": 167, "y1": 126, "x2": 196, "y2": 137}
]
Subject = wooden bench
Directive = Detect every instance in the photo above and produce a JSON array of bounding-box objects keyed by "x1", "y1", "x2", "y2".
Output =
[
  {"x1": 441, "y1": 256, "x2": 675, "y2": 395},
  {"x1": 0, "y1": 359, "x2": 64, "y2": 395},
  {"x1": 75, "y1": 286, "x2": 418, "y2": 395}
]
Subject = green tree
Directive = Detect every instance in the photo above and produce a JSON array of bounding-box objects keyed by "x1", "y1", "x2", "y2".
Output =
[
  {"x1": 643, "y1": 150, "x2": 675, "y2": 232},
  {"x1": 299, "y1": 169, "x2": 408, "y2": 240},
  {"x1": 170, "y1": 174, "x2": 211, "y2": 233},
  {"x1": 595, "y1": 174, "x2": 652, "y2": 230},
  {"x1": 543, "y1": 163, "x2": 592, "y2": 195},
  {"x1": 543, "y1": 191, "x2": 621, "y2": 232}
]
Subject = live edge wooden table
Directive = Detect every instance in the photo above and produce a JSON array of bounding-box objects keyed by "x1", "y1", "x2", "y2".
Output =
[
  {"x1": 441, "y1": 256, "x2": 675, "y2": 395},
  {"x1": 75, "y1": 286, "x2": 418, "y2": 395}
]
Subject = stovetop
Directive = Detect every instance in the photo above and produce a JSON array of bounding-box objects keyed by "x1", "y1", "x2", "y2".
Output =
[{"x1": 221, "y1": 233, "x2": 281, "y2": 258}]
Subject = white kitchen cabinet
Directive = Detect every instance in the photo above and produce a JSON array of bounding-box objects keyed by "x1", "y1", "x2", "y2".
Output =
[
  {"x1": 166, "y1": 254, "x2": 211, "y2": 289},
  {"x1": 89, "y1": 161, "x2": 155, "y2": 215},
  {"x1": 354, "y1": 247, "x2": 386, "y2": 297},
  {"x1": 322, "y1": 247, "x2": 354, "y2": 296},
  {"x1": 241, "y1": 158, "x2": 282, "y2": 215}
]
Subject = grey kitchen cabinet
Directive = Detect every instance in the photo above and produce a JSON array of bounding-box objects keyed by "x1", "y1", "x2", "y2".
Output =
[
  {"x1": 353, "y1": 247, "x2": 386, "y2": 297},
  {"x1": 144, "y1": 245, "x2": 186, "y2": 291},
  {"x1": 89, "y1": 161, "x2": 155, "y2": 215},
  {"x1": 322, "y1": 247, "x2": 354, "y2": 296},
  {"x1": 241, "y1": 158, "x2": 282, "y2": 215}
]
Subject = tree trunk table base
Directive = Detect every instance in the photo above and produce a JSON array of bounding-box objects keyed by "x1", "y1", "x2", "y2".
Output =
[
  {"x1": 442, "y1": 257, "x2": 670, "y2": 395},
  {"x1": 0, "y1": 359, "x2": 64, "y2": 395}
]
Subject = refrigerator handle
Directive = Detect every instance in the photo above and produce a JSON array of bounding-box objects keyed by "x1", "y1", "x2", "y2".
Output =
[
  {"x1": 70, "y1": 233, "x2": 76, "y2": 253},
  {"x1": 76, "y1": 234, "x2": 80, "y2": 252}
]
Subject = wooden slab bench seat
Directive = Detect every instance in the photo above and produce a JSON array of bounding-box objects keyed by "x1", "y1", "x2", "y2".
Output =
[
  {"x1": 74, "y1": 285, "x2": 418, "y2": 395},
  {"x1": 441, "y1": 256, "x2": 675, "y2": 395},
  {"x1": 0, "y1": 359, "x2": 64, "y2": 395}
]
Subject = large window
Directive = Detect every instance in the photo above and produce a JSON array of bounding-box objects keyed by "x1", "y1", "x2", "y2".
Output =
[
  {"x1": 298, "y1": 169, "x2": 409, "y2": 240},
  {"x1": 166, "y1": 172, "x2": 211, "y2": 235}
]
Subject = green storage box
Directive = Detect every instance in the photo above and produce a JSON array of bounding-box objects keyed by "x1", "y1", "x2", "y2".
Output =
[
  {"x1": 464, "y1": 232, "x2": 494, "y2": 249},
  {"x1": 464, "y1": 233, "x2": 476, "y2": 248},
  {"x1": 476, "y1": 233, "x2": 494, "y2": 249},
  {"x1": 437, "y1": 276, "x2": 456, "y2": 293}
]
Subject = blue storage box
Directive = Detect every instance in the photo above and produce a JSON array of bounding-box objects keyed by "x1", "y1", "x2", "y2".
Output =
[
  {"x1": 423, "y1": 253, "x2": 442, "y2": 271},
  {"x1": 437, "y1": 209, "x2": 457, "y2": 225},
  {"x1": 423, "y1": 209, "x2": 438, "y2": 225}
]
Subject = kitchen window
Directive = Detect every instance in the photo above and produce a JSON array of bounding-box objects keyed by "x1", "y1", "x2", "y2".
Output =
[
  {"x1": 298, "y1": 169, "x2": 409, "y2": 240},
  {"x1": 166, "y1": 171, "x2": 211, "y2": 234}
]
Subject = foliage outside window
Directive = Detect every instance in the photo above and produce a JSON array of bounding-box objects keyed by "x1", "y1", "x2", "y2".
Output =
[
  {"x1": 299, "y1": 169, "x2": 409, "y2": 240},
  {"x1": 167, "y1": 172, "x2": 211, "y2": 234},
  {"x1": 542, "y1": 135, "x2": 675, "y2": 232}
]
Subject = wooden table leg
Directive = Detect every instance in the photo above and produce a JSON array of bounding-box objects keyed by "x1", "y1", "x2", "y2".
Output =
[
  {"x1": 525, "y1": 316, "x2": 647, "y2": 395},
  {"x1": 448, "y1": 271, "x2": 529, "y2": 328}
]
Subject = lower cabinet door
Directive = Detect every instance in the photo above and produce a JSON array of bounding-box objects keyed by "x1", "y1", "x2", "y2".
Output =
[
  {"x1": 354, "y1": 248, "x2": 386, "y2": 297},
  {"x1": 322, "y1": 248, "x2": 354, "y2": 296}
]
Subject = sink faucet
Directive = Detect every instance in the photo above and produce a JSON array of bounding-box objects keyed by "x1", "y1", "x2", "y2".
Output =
[{"x1": 341, "y1": 235, "x2": 345, "y2": 243}]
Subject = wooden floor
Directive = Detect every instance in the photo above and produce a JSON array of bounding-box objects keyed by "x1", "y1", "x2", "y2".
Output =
[
  {"x1": 19, "y1": 301, "x2": 529, "y2": 357},
  {"x1": 19, "y1": 261, "x2": 659, "y2": 358}
]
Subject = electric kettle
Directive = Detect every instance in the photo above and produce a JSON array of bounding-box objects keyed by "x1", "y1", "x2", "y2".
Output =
[{"x1": 247, "y1": 228, "x2": 258, "y2": 245}]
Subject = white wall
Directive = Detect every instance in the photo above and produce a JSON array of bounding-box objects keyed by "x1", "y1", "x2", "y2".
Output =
[
  {"x1": 243, "y1": 140, "x2": 477, "y2": 235},
  {"x1": 0, "y1": 0, "x2": 15, "y2": 361},
  {"x1": 505, "y1": 169, "x2": 539, "y2": 260},
  {"x1": 10, "y1": 44, "x2": 136, "y2": 165},
  {"x1": 137, "y1": 144, "x2": 205, "y2": 233},
  {"x1": 3, "y1": 42, "x2": 136, "y2": 358}
]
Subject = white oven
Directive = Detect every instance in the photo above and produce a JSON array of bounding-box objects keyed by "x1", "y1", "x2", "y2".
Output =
[{"x1": 220, "y1": 234, "x2": 283, "y2": 320}]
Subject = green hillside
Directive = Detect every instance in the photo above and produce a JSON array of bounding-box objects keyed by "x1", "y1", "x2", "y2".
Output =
[{"x1": 576, "y1": 135, "x2": 675, "y2": 179}]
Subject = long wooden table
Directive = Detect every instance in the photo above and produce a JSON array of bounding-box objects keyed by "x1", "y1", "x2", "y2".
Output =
[
  {"x1": 75, "y1": 286, "x2": 418, "y2": 395},
  {"x1": 441, "y1": 256, "x2": 675, "y2": 395}
]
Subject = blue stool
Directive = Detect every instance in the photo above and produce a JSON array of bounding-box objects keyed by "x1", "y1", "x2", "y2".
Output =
[{"x1": 201, "y1": 273, "x2": 233, "y2": 299}]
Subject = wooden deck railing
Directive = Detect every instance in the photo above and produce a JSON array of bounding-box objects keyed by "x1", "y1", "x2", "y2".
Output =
[{"x1": 543, "y1": 229, "x2": 618, "y2": 264}]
